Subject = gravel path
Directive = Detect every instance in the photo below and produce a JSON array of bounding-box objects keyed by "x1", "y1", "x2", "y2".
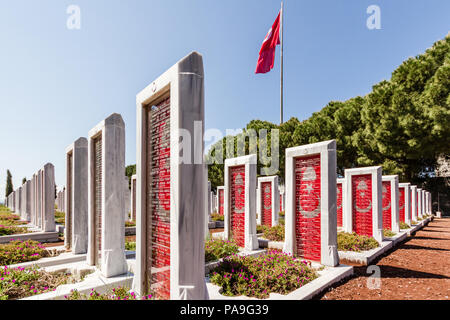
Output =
[{"x1": 317, "y1": 218, "x2": 450, "y2": 300}]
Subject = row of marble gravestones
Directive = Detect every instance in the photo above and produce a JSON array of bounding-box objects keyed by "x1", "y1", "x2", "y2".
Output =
[
  {"x1": 335, "y1": 167, "x2": 434, "y2": 242},
  {"x1": 38, "y1": 51, "x2": 435, "y2": 300},
  {"x1": 62, "y1": 115, "x2": 129, "y2": 277},
  {"x1": 56, "y1": 188, "x2": 66, "y2": 213},
  {"x1": 5, "y1": 164, "x2": 56, "y2": 232}
]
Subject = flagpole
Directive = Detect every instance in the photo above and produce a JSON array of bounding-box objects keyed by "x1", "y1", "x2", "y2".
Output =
[{"x1": 280, "y1": 1, "x2": 284, "y2": 125}]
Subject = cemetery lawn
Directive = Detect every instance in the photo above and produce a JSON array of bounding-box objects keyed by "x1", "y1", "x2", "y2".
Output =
[
  {"x1": 337, "y1": 232, "x2": 379, "y2": 252},
  {"x1": 209, "y1": 250, "x2": 318, "y2": 299},
  {"x1": 205, "y1": 239, "x2": 239, "y2": 263},
  {"x1": 0, "y1": 265, "x2": 75, "y2": 300}
]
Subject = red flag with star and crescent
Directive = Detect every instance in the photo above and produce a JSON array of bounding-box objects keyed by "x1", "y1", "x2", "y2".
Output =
[{"x1": 255, "y1": 11, "x2": 281, "y2": 74}]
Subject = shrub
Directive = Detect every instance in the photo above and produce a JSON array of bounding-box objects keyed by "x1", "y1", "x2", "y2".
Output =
[
  {"x1": 256, "y1": 224, "x2": 265, "y2": 234},
  {"x1": 65, "y1": 287, "x2": 153, "y2": 300},
  {"x1": 411, "y1": 220, "x2": 418, "y2": 225},
  {"x1": 54, "y1": 211, "x2": 65, "y2": 225},
  {"x1": 211, "y1": 213, "x2": 224, "y2": 222},
  {"x1": 399, "y1": 221, "x2": 410, "y2": 229},
  {"x1": 205, "y1": 239, "x2": 240, "y2": 263},
  {"x1": 279, "y1": 211, "x2": 285, "y2": 217},
  {"x1": 383, "y1": 229, "x2": 396, "y2": 237},
  {"x1": 125, "y1": 242, "x2": 136, "y2": 251},
  {"x1": 125, "y1": 221, "x2": 136, "y2": 227},
  {"x1": 209, "y1": 250, "x2": 318, "y2": 299},
  {"x1": 0, "y1": 266, "x2": 72, "y2": 300},
  {"x1": 0, "y1": 240, "x2": 47, "y2": 265},
  {"x1": 417, "y1": 216, "x2": 424, "y2": 221},
  {"x1": 261, "y1": 221, "x2": 285, "y2": 242},
  {"x1": 337, "y1": 232, "x2": 379, "y2": 252}
]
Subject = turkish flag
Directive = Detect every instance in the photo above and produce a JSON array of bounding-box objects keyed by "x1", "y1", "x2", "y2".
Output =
[{"x1": 255, "y1": 11, "x2": 281, "y2": 74}]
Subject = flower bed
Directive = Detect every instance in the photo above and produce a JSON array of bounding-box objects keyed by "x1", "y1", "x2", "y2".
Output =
[
  {"x1": 0, "y1": 265, "x2": 74, "y2": 300},
  {"x1": 0, "y1": 240, "x2": 49, "y2": 266},
  {"x1": 65, "y1": 287, "x2": 153, "y2": 300},
  {"x1": 383, "y1": 229, "x2": 396, "y2": 237},
  {"x1": 337, "y1": 232, "x2": 379, "y2": 252},
  {"x1": 205, "y1": 239, "x2": 240, "y2": 263},
  {"x1": 0, "y1": 210, "x2": 28, "y2": 236},
  {"x1": 399, "y1": 221, "x2": 410, "y2": 229},
  {"x1": 211, "y1": 213, "x2": 224, "y2": 222},
  {"x1": 209, "y1": 250, "x2": 318, "y2": 299}
]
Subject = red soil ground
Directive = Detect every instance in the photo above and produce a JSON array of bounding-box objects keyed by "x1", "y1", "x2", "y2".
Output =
[{"x1": 316, "y1": 217, "x2": 450, "y2": 300}]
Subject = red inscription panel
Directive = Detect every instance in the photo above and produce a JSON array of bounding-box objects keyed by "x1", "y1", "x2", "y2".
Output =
[
  {"x1": 261, "y1": 182, "x2": 272, "y2": 227},
  {"x1": 147, "y1": 97, "x2": 171, "y2": 300},
  {"x1": 279, "y1": 194, "x2": 283, "y2": 211},
  {"x1": 399, "y1": 187, "x2": 405, "y2": 223},
  {"x1": 294, "y1": 155, "x2": 321, "y2": 262},
  {"x1": 337, "y1": 182, "x2": 343, "y2": 227},
  {"x1": 93, "y1": 136, "x2": 103, "y2": 266},
  {"x1": 66, "y1": 152, "x2": 73, "y2": 249},
  {"x1": 352, "y1": 175, "x2": 373, "y2": 237},
  {"x1": 230, "y1": 165, "x2": 245, "y2": 247},
  {"x1": 219, "y1": 189, "x2": 224, "y2": 216},
  {"x1": 382, "y1": 181, "x2": 392, "y2": 230}
]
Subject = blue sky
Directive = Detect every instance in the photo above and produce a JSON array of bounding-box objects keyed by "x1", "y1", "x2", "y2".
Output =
[{"x1": 1, "y1": 0, "x2": 449, "y2": 201}]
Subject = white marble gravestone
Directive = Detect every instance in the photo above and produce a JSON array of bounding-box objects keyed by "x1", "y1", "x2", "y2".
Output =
[
  {"x1": 283, "y1": 140, "x2": 339, "y2": 267},
  {"x1": 65, "y1": 137, "x2": 89, "y2": 254},
  {"x1": 381, "y1": 175, "x2": 400, "y2": 233},
  {"x1": 133, "y1": 52, "x2": 207, "y2": 300},
  {"x1": 343, "y1": 166, "x2": 383, "y2": 243},
  {"x1": 87, "y1": 113, "x2": 128, "y2": 278},
  {"x1": 257, "y1": 176, "x2": 280, "y2": 227},
  {"x1": 410, "y1": 185, "x2": 418, "y2": 222},
  {"x1": 224, "y1": 154, "x2": 258, "y2": 251},
  {"x1": 398, "y1": 182, "x2": 411, "y2": 225}
]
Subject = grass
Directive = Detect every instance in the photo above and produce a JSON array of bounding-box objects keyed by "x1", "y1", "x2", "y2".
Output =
[
  {"x1": 337, "y1": 232, "x2": 379, "y2": 252},
  {"x1": 209, "y1": 250, "x2": 318, "y2": 299},
  {"x1": 205, "y1": 239, "x2": 240, "y2": 263}
]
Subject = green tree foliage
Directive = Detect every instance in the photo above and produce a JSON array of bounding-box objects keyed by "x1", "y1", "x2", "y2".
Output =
[
  {"x1": 125, "y1": 165, "x2": 136, "y2": 189},
  {"x1": 207, "y1": 34, "x2": 450, "y2": 186},
  {"x1": 22, "y1": 178, "x2": 26, "y2": 185},
  {"x1": 5, "y1": 170, "x2": 13, "y2": 198}
]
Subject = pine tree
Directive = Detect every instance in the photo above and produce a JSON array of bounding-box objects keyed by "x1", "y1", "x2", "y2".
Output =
[{"x1": 5, "y1": 170, "x2": 13, "y2": 198}]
